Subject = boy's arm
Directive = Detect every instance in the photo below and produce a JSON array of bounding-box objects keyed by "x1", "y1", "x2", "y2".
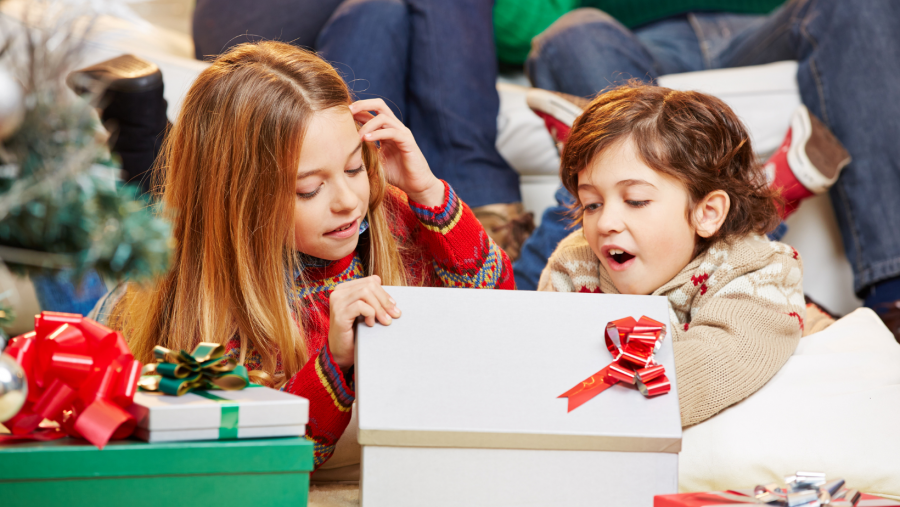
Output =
[
  {"x1": 394, "y1": 182, "x2": 515, "y2": 290},
  {"x1": 672, "y1": 254, "x2": 805, "y2": 427}
]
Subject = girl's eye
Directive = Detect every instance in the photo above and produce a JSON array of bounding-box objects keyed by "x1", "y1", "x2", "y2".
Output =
[
  {"x1": 626, "y1": 200, "x2": 650, "y2": 208},
  {"x1": 296, "y1": 185, "x2": 322, "y2": 199},
  {"x1": 346, "y1": 165, "x2": 365, "y2": 175},
  {"x1": 583, "y1": 202, "x2": 602, "y2": 212}
]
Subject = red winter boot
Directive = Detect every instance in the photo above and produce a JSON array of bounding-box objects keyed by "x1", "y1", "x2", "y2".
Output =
[
  {"x1": 525, "y1": 88, "x2": 590, "y2": 146},
  {"x1": 764, "y1": 105, "x2": 851, "y2": 218}
]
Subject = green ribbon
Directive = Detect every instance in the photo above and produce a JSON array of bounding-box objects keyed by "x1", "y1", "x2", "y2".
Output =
[
  {"x1": 137, "y1": 342, "x2": 249, "y2": 396},
  {"x1": 193, "y1": 390, "x2": 240, "y2": 440}
]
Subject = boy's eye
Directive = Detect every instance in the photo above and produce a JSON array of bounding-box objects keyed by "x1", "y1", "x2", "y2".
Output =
[
  {"x1": 583, "y1": 202, "x2": 603, "y2": 212},
  {"x1": 626, "y1": 200, "x2": 650, "y2": 208},
  {"x1": 346, "y1": 165, "x2": 365, "y2": 175},
  {"x1": 296, "y1": 184, "x2": 322, "y2": 199}
]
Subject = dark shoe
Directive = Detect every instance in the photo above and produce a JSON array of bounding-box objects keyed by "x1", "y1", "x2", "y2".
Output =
[
  {"x1": 472, "y1": 202, "x2": 535, "y2": 262},
  {"x1": 874, "y1": 301, "x2": 900, "y2": 344},
  {"x1": 67, "y1": 55, "x2": 168, "y2": 193}
]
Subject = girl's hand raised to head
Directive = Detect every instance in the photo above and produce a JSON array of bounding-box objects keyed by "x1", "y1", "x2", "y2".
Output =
[
  {"x1": 328, "y1": 275, "x2": 402, "y2": 371},
  {"x1": 350, "y1": 99, "x2": 445, "y2": 207}
]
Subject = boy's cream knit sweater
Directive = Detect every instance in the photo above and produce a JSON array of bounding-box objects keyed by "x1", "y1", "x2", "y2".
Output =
[{"x1": 538, "y1": 231, "x2": 806, "y2": 427}]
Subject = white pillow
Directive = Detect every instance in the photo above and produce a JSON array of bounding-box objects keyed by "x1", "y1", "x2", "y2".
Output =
[{"x1": 679, "y1": 308, "x2": 900, "y2": 500}]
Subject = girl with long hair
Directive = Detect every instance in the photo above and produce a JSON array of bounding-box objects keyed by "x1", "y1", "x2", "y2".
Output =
[{"x1": 94, "y1": 41, "x2": 514, "y2": 468}]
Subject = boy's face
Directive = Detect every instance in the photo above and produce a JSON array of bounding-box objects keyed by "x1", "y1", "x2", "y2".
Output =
[
  {"x1": 577, "y1": 137, "x2": 697, "y2": 295},
  {"x1": 293, "y1": 107, "x2": 370, "y2": 260}
]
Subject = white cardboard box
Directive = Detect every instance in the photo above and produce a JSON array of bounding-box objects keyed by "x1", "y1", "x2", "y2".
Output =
[
  {"x1": 356, "y1": 287, "x2": 681, "y2": 507},
  {"x1": 128, "y1": 385, "x2": 309, "y2": 443}
]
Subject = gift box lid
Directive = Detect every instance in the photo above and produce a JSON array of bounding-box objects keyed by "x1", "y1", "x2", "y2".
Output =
[
  {"x1": 0, "y1": 436, "x2": 314, "y2": 480},
  {"x1": 356, "y1": 287, "x2": 682, "y2": 453},
  {"x1": 129, "y1": 385, "x2": 309, "y2": 431}
]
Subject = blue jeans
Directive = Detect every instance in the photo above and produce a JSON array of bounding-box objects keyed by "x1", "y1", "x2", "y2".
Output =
[
  {"x1": 30, "y1": 270, "x2": 108, "y2": 315},
  {"x1": 317, "y1": 0, "x2": 520, "y2": 207},
  {"x1": 515, "y1": 0, "x2": 900, "y2": 295}
]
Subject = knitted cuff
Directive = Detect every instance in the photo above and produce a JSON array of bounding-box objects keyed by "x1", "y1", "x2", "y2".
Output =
[
  {"x1": 408, "y1": 180, "x2": 463, "y2": 235},
  {"x1": 315, "y1": 343, "x2": 356, "y2": 413}
]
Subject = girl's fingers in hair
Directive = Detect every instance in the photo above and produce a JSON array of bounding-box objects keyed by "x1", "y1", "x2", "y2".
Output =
[
  {"x1": 350, "y1": 98, "x2": 397, "y2": 120},
  {"x1": 360, "y1": 128, "x2": 412, "y2": 146},
  {"x1": 357, "y1": 113, "x2": 404, "y2": 139},
  {"x1": 351, "y1": 109, "x2": 376, "y2": 124}
]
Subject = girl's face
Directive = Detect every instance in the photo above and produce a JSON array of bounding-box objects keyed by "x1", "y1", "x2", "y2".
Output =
[
  {"x1": 293, "y1": 107, "x2": 370, "y2": 260},
  {"x1": 577, "y1": 137, "x2": 697, "y2": 295}
]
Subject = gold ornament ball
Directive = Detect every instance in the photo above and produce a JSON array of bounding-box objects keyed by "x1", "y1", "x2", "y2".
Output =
[{"x1": 0, "y1": 353, "x2": 27, "y2": 423}]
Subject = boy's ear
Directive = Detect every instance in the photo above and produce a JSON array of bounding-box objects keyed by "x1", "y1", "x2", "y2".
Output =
[{"x1": 693, "y1": 190, "x2": 730, "y2": 239}]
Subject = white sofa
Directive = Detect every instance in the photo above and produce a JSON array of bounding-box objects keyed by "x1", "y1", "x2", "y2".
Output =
[{"x1": 0, "y1": 1, "x2": 861, "y2": 318}]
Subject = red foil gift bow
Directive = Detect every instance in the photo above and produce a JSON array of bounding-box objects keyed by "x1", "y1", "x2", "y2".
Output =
[
  {"x1": 0, "y1": 312, "x2": 141, "y2": 449},
  {"x1": 654, "y1": 472, "x2": 900, "y2": 507},
  {"x1": 559, "y1": 315, "x2": 670, "y2": 412}
]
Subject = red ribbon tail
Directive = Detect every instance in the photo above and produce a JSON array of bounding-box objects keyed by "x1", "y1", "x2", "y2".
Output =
[
  {"x1": 72, "y1": 398, "x2": 136, "y2": 450},
  {"x1": 559, "y1": 367, "x2": 617, "y2": 412}
]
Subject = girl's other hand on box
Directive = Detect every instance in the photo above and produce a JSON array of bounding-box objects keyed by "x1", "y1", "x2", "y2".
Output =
[{"x1": 328, "y1": 275, "x2": 402, "y2": 370}]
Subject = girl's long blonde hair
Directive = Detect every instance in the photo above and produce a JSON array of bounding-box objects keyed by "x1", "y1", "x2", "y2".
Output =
[{"x1": 112, "y1": 41, "x2": 407, "y2": 386}]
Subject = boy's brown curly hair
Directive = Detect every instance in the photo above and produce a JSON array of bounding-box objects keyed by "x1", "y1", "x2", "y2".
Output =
[{"x1": 561, "y1": 81, "x2": 782, "y2": 255}]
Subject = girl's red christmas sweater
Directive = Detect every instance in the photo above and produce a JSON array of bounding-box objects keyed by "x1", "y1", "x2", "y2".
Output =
[{"x1": 225, "y1": 181, "x2": 515, "y2": 468}]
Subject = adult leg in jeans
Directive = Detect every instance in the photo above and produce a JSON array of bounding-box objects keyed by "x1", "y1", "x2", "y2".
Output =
[
  {"x1": 192, "y1": 0, "x2": 345, "y2": 59},
  {"x1": 716, "y1": 0, "x2": 900, "y2": 311},
  {"x1": 515, "y1": 9, "x2": 705, "y2": 289},
  {"x1": 320, "y1": 0, "x2": 533, "y2": 259},
  {"x1": 316, "y1": 0, "x2": 410, "y2": 120},
  {"x1": 404, "y1": 0, "x2": 521, "y2": 209}
]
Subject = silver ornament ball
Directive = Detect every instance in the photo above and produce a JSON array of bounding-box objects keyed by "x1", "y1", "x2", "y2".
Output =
[
  {"x1": 0, "y1": 66, "x2": 25, "y2": 140},
  {"x1": 0, "y1": 353, "x2": 27, "y2": 423}
]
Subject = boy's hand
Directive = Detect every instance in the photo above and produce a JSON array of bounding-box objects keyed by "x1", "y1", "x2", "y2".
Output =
[
  {"x1": 327, "y1": 275, "x2": 402, "y2": 370},
  {"x1": 350, "y1": 99, "x2": 445, "y2": 207}
]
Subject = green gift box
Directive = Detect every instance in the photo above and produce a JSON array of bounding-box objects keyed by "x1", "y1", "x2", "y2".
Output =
[{"x1": 0, "y1": 436, "x2": 313, "y2": 507}]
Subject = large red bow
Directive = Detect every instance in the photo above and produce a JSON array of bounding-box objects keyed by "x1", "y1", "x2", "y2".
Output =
[
  {"x1": 559, "y1": 316, "x2": 670, "y2": 412},
  {"x1": 0, "y1": 312, "x2": 141, "y2": 448}
]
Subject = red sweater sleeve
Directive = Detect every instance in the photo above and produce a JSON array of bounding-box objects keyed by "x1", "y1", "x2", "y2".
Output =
[
  {"x1": 391, "y1": 181, "x2": 515, "y2": 290},
  {"x1": 281, "y1": 342, "x2": 354, "y2": 469}
]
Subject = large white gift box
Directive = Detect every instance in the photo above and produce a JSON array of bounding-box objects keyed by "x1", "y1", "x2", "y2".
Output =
[
  {"x1": 356, "y1": 287, "x2": 681, "y2": 507},
  {"x1": 128, "y1": 386, "x2": 309, "y2": 443}
]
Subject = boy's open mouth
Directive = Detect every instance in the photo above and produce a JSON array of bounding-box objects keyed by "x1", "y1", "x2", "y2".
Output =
[{"x1": 605, "y1": 247, "x2": 636, "y2": 269}]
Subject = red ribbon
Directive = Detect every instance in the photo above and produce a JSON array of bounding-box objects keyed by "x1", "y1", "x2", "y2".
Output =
[
  {"x1": 559, "y1": 315, "x2": 670, "y2": 412},
  {"x1": 0, "y1": 312, "x2": 141, "y2": 449}
]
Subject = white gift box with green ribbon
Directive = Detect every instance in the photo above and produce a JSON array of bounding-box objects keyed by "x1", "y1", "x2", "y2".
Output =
[{"x1": 127, "y1": 386, "x2": 309, "y2": 443}]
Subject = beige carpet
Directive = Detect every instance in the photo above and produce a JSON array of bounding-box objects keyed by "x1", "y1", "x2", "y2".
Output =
[{"x1": 309, "y1": 483, "x2": 360, "y2": 507}]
